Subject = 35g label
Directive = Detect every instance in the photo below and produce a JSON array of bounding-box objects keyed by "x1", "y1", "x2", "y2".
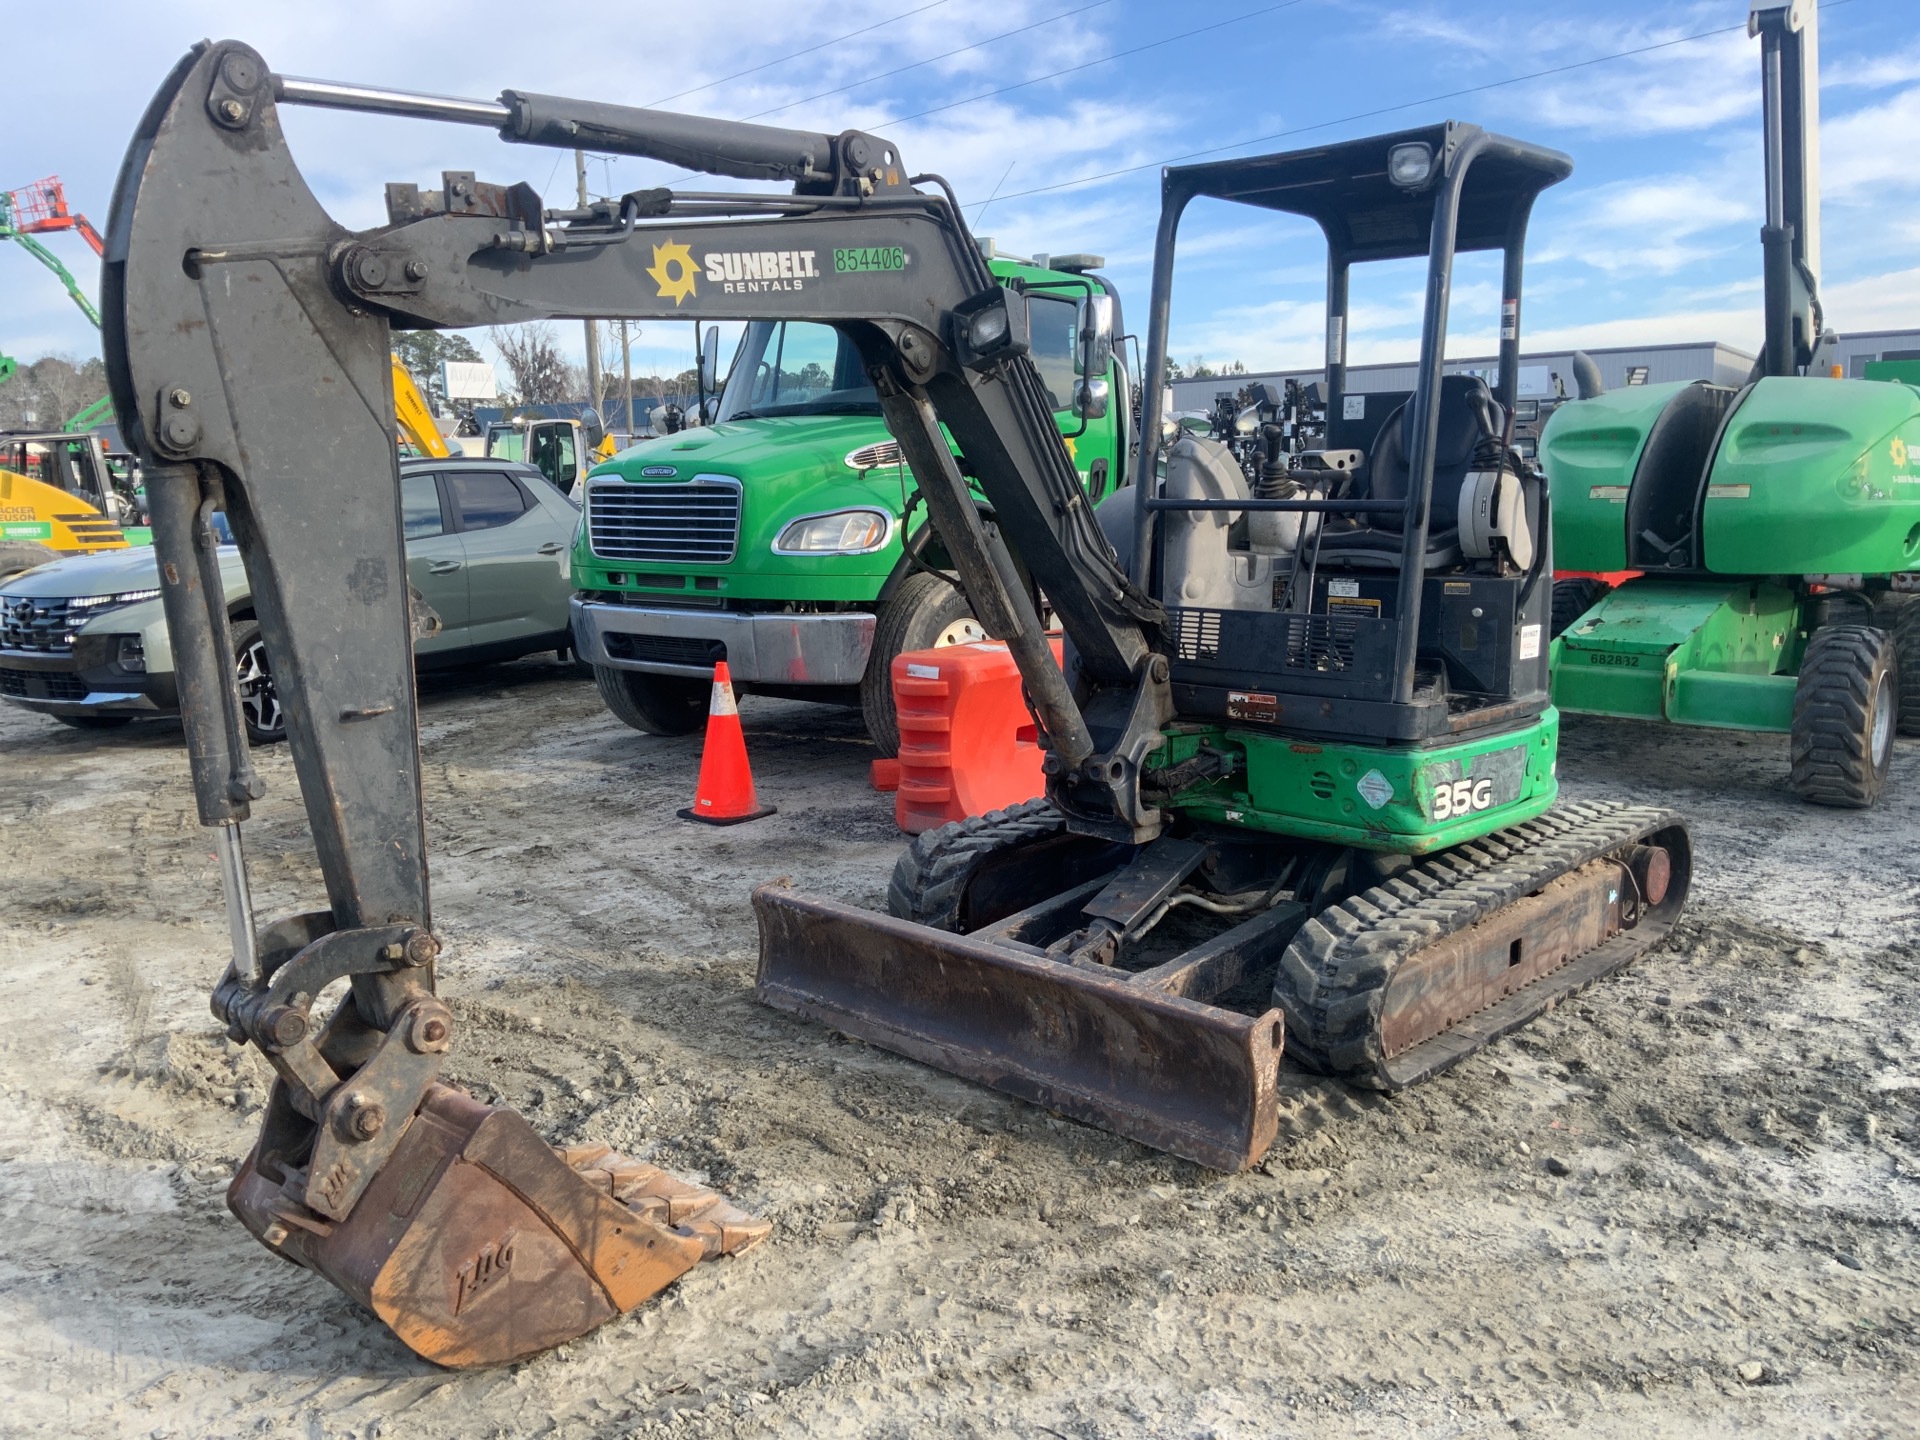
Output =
[{"x1": 1430, "y1": 777, "x2": 1494, "y2": 820}]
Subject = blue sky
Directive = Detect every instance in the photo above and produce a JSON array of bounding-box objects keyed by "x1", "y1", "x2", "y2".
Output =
[{"x1": 7, "y1": 0, "x2": 1919, "y2": 386}]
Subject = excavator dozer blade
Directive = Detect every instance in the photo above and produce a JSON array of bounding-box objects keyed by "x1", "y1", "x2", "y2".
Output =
[
  {"x1": 753, "y1": 884, "x2": 1284, "y2": 1172},
  {"x1": 228, "y1": 1085, "x2": 768, "y2": 1368}
]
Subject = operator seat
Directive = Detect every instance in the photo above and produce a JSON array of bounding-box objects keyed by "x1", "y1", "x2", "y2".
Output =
[{"x1": 1318, "y1": 374, "x2": 1505, "y2": 568}]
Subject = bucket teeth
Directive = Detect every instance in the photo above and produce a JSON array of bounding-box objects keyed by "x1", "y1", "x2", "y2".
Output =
[{"x1": 557, "y1": 1144, "x2": 772, "y2": 1258}]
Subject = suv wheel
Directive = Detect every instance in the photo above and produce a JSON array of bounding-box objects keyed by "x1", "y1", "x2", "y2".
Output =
[
  {"x1": 860, "y1": 572, "x2": 985, "y2": 757},
  {"x1": 1790, "y1": 623, "x2": 1897, "y2": 808},
  {"x1": 233, "y1": 621, "x2": 287, "y2": 745},
  {"x1": 593, "y1": 664, "x2": 707, "y2": 736}
]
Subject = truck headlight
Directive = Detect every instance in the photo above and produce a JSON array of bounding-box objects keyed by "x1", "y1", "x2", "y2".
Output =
[{"x1": 773, "y1": 509, "x2": 892, "y2": 555}]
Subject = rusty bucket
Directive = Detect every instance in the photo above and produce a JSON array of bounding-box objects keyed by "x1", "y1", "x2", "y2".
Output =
[{"x1": 228, "y1": 1085, "x2": 767, "y2": 1367}]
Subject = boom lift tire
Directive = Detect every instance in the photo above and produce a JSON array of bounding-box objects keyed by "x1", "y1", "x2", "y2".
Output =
[
  {"x1": 1888, "y1": 599, "x2": 1920, "y2": 736},
  {"x1": 1550, "y1": 577, "x2": 1609, "y2": 639},
  {"x1": 594, "y1": 664, "x2": 706, "y2": 736},
  {"x1": 860, "y1": 571, "x2": 983, "y2": 758},
  {"x1": 1789, "y1": 623, "x2": 1898, "y2": 808},
  {"x1": 0, "y1": 541, "x2": 59, "y2": 580}
]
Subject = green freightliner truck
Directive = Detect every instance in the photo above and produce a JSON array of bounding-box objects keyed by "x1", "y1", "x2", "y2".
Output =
[{"x1": 569, "y1": 248, "x2": 1128, "y2": 753}]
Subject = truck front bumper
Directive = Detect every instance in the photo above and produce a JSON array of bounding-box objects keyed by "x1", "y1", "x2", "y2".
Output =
[{"x1": 571, "y1": 598, "x2": 877, "y2": 685}]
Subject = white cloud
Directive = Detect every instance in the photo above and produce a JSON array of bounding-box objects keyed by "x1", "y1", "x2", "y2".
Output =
[
  {"x1": 1532, "y1": 172, "x2": 1754, "y2": 276},
  {"x1": 1821, "y1": 87, "x2": 1920, "y2": 202}
]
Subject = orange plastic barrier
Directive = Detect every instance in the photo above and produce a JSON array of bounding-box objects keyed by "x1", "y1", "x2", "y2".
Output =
[{"x1": 891, "y1": 637, "x2": 1063, "y2": 834}]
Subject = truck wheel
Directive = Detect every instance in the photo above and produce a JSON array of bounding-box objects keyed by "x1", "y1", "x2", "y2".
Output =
[
  {"x1": 1889, "y1": 599, "x2": 1920, "y2": 736},
  {"x1": 1550, "y1": 577, "x2": 1608, "y2": 638},
  {"x1": 0, "y1": 542, "x2": 59, "y2": 580},
  {"x1": 593, "y1": 664, "x2": 706, "y2": 736},
  {"x1": 861, "y1": 571, "x2": 985, "y2": 757},
  {"x1": 232, "y1": 622, "x2": 287, "y2": 745},
  {"x1": 1790, "y1": 624, "x2": 1897, "y2": 809}
]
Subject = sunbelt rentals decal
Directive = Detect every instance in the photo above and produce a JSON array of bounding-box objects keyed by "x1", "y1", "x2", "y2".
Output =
[{"x1": 646, "y1": 238, "x2": 907, "y2": 303}]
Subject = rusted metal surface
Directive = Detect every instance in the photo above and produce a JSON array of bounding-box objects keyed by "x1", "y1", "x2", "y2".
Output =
[
  {"x1": 228, "y1": 1085, "x2": 767, "y2": 1368},
  {"x1": 1378, "y1": 859, "x2": 1628, "y2": 1059},
  {"x1": 753, "y1": 883, "x2": 1285, "y2": 1172},
  {"x1": 1130, "y1": 900, "x2": 1308, "y2": 1000}
]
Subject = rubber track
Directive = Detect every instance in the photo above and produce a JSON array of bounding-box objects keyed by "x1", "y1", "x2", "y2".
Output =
[
  {"x1": 1274, "y1": 800, "x2": 1687, "y2": 1091},
  {"x1": 887, "y1": 798, "x2": 1064, "y2": 932},
  {"x1": 1789, "y1": 624, "x2": 1895, "y2": 807}
]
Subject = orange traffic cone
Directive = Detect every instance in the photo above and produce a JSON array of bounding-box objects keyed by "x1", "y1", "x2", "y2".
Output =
[{"x1": 679, "y1": 661, "x2": 776, "y2": 825}]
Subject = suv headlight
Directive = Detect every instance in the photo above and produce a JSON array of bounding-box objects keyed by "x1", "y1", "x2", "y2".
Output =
[
  {"x1": 69, "y1": 588, "x2": 162, "y2": 612},
  {"x1": 774, "y1": 509, "x2": 892, "y2": 555}
]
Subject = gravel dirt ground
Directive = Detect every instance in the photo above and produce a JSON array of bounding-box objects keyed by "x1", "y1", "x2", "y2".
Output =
[{"x1": 2, "y1": 658, "x2": 1917, "y2": 1439}]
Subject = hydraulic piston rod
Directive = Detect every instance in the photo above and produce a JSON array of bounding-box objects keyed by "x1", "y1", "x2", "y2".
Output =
[{"x1": 270, "y1": 73, "x2": 856, "y2": 185}]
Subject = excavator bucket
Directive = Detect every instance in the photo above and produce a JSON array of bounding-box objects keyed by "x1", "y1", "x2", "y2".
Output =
[
  {"x1": 228, "y1": 1085, "x2": 767, "y2": 1368},
  {"x1": 754, "y1": 885, "x2": 1287, "y2": 1171}
]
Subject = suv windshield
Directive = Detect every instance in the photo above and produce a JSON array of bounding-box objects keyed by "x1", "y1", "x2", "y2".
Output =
[{"x1": 718, "y1": 322, "x2": 881, "y2": 420}]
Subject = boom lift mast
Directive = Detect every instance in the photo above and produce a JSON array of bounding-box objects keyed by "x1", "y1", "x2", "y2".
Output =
[
  {"x1": 3, "y1": 177, "x2": 105, "y2": 328},
  {"x1": 106, "y1": 41, "x2": 1692, "y2": 1361}
]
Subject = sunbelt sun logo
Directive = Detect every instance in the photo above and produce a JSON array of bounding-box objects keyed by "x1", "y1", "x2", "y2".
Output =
[{"x1": 647, "y1": 240, "x2": 701, "y2": 306}]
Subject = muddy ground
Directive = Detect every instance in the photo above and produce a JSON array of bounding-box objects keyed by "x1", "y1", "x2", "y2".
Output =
[{"x1": 2, "y1": 659, "x2": 1916, "y2": 1438}]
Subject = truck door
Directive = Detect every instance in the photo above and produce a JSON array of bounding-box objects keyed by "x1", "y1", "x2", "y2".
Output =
[
  {"x1": 1026, "y1": 292, "x2": 1116, "y2": 500},
  {"x1": 448, "y1": 468, "x2": 560, "y2": 645},
  {"x1": 528, "y1": 421, "x2": 580, "y2": 497},
  {"x1": 402, "y1": 470, "x2": 469, "y2": 652}
]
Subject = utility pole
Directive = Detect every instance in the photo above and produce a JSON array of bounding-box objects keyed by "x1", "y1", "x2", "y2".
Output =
[
  {"x1": 575, "y1": 149, "x2": 603, "y2": 414},
  {"x1": 620, "y1": 320, "x2": 635, "y2": 438}
]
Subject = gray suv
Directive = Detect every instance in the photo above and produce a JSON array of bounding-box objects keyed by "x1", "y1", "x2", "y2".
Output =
[{"x1": 0, "y1": 457, "x2": 583, "y2": 740}]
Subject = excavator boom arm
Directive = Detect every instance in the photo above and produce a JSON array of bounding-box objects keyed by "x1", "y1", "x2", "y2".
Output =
[{"x1": 109, "y1": 41, "x2": 1166, "y2": 851}]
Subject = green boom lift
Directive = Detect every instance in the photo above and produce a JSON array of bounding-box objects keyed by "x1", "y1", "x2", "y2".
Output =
[{"x1": 1545, "y1": 0, "x2": 1920, "y2": 808}]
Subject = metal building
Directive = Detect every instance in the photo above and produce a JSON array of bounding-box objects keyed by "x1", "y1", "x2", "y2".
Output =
[
  {"x1": 1171, "y1": 327, "x2": 1920, "y2": 414},
  {"x1": 1169, "y1": 339, "x2": 1756, "y2": 414}
]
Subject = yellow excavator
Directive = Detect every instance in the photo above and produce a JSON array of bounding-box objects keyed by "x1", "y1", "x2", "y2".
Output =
[
  {"x1": 0, "y1": 434, "x2": 130, "y2": 578},
  {"x1": 392, "y1": 355, "x2": 451, "y2": 458},
  {"x1": 0, "y1": 358, "x2": 445, "y2": 581}
]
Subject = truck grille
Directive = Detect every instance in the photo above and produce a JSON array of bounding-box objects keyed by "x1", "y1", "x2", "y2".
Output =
[
  {"x1": 0, "y1": 667, "x2": 88, "y2": 701},
  {"x1": 588, "y1": 476, "x2": 741, "y2": 565},
  {"x1": 0, "y1": 596, "x2": 79, "y2": 653}
]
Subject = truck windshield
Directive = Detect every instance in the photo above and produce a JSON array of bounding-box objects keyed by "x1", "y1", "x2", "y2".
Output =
[
  {"x1": 485, "y1": 426, "x2": 524, "y2": 461},
  {"x1": 719, "y1": 322, "x2": 881, "y2": 420}
]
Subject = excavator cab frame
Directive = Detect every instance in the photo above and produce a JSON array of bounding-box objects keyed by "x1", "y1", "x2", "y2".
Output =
[{"x1": 1135, "y1": 126, "x2": 1569, "y2": 744}]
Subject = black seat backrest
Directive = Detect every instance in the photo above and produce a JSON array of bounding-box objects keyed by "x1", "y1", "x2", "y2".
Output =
[{"x1": 1365, "y1": 374, "x2": 1502, "y2": 533}]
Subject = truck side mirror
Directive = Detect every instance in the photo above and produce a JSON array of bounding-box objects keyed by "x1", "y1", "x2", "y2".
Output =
[
  {"x1": 1078, "y1": 295, "x2": 1114, "y2": 381},
  {"x1": 1074, "y1": 376, "x2": 1111, "y2": 421},
  {"x1": 700, "y1": 326, "x2": 720, "y2": 395},
  {"x1": 579, "y1": 407, "x2": 607, "y2": 452}
]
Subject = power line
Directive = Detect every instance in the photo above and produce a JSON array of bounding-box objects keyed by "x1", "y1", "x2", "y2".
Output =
[
  {"x1": 738, "y1": 0, "x2": 1116, "y2": 123},
  {"x1": 644, "y1": 0, "x2": 952, "y2": 109},
  {"x1": 878, "y1": 0, "x2": 1312, "y2": 129},
  {"x1": 986, "y1": 3, "x2": 1868, "y2": 204}
]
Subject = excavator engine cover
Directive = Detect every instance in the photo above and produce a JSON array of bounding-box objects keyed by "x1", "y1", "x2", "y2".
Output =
[{"x1": 228, "y1": 1085, "x2": 766, "y2": 1367}]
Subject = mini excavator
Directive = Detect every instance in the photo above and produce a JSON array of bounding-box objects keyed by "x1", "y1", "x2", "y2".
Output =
[{"x1": 106, "y1": 41, "x2": 1693, "y2": 1362}]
